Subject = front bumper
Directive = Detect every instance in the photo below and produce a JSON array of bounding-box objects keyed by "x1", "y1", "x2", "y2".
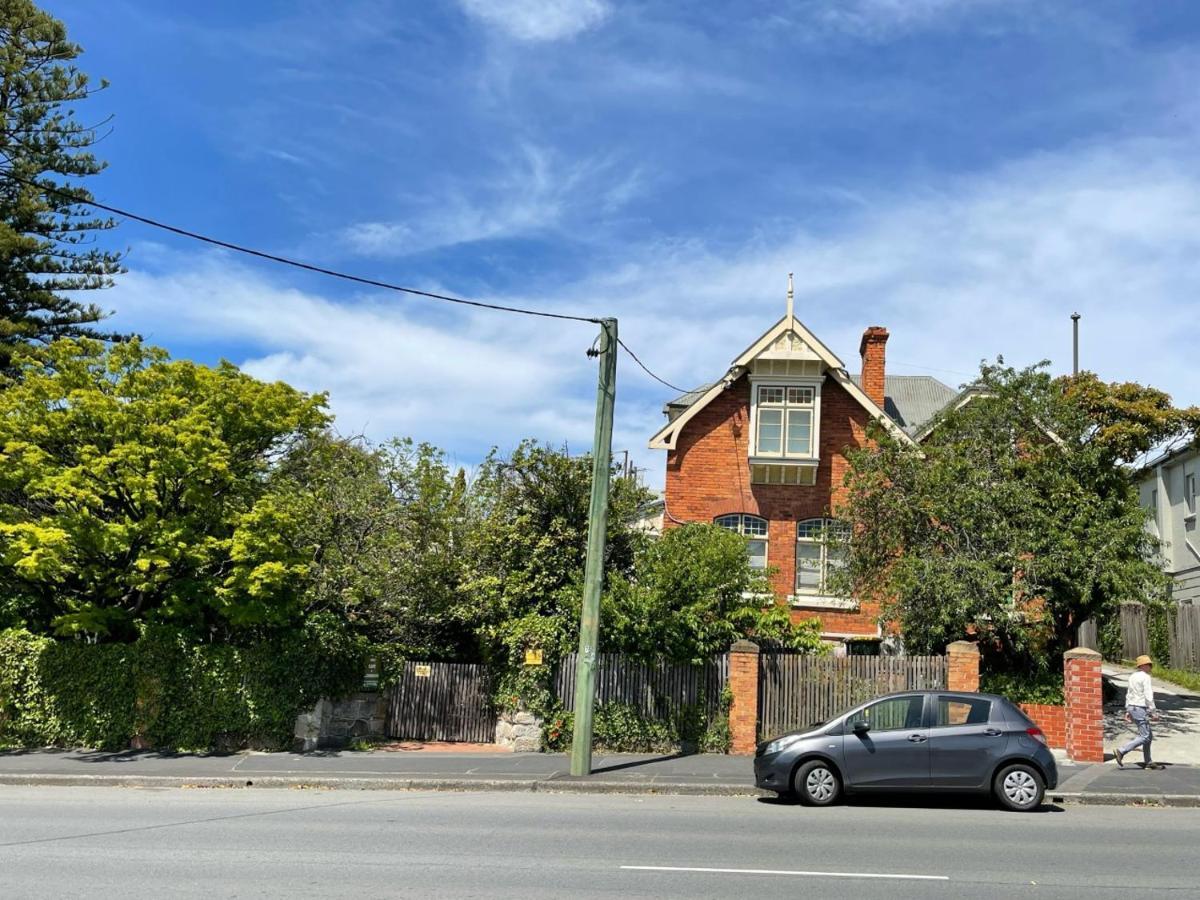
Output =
[{"x1": 753, "y1": 751, "x2": 789, "y2": 792}]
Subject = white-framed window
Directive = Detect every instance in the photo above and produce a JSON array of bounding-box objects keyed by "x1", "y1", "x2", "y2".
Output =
[
  {"x1": 751, "y1": 382, "x2": 818, "y2": 460},
  {"x1": 795, "y1": 517, "x2": 850, "y2": 596},
  {"x1": 1187, "y1": 473, "x2": 1196, "y2": 515},
  {"x1": 1151, "y1": 489, "x2": 1159, "y2": 525},
  {"x1": 715, "y1": 513, "x2": 768, "y2": 570}
]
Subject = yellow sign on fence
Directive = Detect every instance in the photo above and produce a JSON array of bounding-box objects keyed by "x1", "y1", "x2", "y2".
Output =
[
  {"x1": 414, "y1": 664, "x2": 432, "y2": 678},
  {"x1": 524, "y1": 649, "x2": 544, "y2": 667}
]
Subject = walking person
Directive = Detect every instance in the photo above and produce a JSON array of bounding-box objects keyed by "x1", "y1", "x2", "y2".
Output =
[{"x1": 1113, "y1": 655, "x2": 1163, "y2": 769}]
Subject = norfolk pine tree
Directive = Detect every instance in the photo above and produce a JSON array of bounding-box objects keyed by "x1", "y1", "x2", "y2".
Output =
[{"x1": 1, "y1": 0, "x2": 123, "y2": 375}]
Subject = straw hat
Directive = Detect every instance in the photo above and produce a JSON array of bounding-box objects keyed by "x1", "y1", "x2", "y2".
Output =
[{"x1": 1135, "y1": 654, "x2": 1153, "y2": 667}]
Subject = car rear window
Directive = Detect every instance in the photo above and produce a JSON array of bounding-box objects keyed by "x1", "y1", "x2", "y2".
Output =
[{"x1": 935, "y1": 695, "x2": 991, "y2": 727}]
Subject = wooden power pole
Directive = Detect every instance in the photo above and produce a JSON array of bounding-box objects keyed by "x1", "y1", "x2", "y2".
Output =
[{"x1": 570, "y1": 317, "x2": 618, "y2": 776}]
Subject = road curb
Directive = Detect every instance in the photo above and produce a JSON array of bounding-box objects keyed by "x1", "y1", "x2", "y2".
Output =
[
  {"x1": 0, "y1": 773, "x2": 768, "y2": 797},
  {"x1": 2, "y1": 773, "x2": 1198, "y2": 805}
]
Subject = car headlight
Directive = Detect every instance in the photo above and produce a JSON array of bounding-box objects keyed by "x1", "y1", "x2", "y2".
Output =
[{"x1": 763, "y1": 734, "x2": 803, "y2": 756}]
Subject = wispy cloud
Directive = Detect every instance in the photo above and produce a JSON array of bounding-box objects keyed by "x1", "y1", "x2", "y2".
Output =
[
  {"x1": 770, "y1": 0, "x2": 1033, "y2": 39},
  {"x1": 336, "y1": 143, "x2": 644, "y2": 256},
  {"x1": 457, "y1": 0, "x2": 611, "y2": 42}
]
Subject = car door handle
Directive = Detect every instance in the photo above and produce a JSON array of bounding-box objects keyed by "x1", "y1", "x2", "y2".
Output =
[
  {"x1": 907, "y1": 734, "x2": 927, "y2": 743},
  {"x1": 985, "y1": 728, "x2": 1003, "y2": 736}
]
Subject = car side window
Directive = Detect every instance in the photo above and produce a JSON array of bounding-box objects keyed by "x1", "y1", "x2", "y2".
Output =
[
  {"x1": 935, "y1": 696, "x2": 991, "y2": 727},
  {"x1": 856, "y1": 696, "x2": 924, "y2": 732}
]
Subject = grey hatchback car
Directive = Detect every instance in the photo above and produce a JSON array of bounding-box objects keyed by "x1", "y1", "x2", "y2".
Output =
[{"x1": 754, "y1": 690, "x2": 1057, "y2": 811}]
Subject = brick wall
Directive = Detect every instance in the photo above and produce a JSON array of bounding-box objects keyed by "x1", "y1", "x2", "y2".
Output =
[
  {"x1": 858, "y1": 327, "x2": 888, "y2": 409},
  {"x1": 664, "y1": 373, "x2": 878, "y2": 637},
  {"x1": 728, "y1": 640, "x2": 760, "y2": 755},
  {"x1": 1019, "y1": 703, "x2": 1067, "y2": 749}
]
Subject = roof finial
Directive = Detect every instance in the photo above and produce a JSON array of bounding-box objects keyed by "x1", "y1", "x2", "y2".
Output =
[{"x1": 786, "y1": 272, "x2": 794, "y2": 322}]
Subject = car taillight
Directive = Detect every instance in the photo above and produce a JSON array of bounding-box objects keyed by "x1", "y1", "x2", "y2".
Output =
[{"x1": 1026, "y1": 726, "x2": 1047, "y2": 746}]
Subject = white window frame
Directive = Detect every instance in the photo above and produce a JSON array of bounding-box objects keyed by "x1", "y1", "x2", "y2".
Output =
[
  {"x1": 1186, "y1": 472, "x2": 1197, "y2": 517},
  {"x1": 748, "y1": 376, "x2": 821, "y2": 465},
  {"x1": 791, "y1": 517, "x2": 854, "y2": 609},
  {"x1": 714, "y1": 513, "x2": 768, "y2": 570}
]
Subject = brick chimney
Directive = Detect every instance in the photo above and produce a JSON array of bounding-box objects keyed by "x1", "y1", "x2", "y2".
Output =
[{"x1": 859, "y1": 326, "x2": 889, "y2": 409}]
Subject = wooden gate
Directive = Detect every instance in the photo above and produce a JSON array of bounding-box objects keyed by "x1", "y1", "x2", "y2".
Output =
[
  {"x1": 385, "y1": 662, "x2": 494, "y2": 743},
  {"x1": 758, "y1": 653, "x2": 946, "y2": 742}
]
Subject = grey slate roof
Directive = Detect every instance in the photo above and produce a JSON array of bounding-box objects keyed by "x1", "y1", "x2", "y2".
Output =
[{"x1": 664, "y1": 374, "x2": 957, "y2": 436}]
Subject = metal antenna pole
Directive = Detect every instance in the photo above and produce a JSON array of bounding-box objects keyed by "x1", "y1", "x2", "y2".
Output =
[{"x1": 1071, "y1": 312, "x2": 1080, "y2": 375}]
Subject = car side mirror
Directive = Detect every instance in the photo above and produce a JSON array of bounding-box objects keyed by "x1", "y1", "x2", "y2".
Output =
[{"x1": 852, "y1": 720, "x2": 870, "y2": 735}]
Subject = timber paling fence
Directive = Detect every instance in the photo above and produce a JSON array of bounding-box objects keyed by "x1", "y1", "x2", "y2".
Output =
[
  {"x1": 553, "y1": 653, "x2": 729, "y2": 720},
  {"x1": 385, "y1": 661, "x2": 495, "y2": 743},
  {"x1": 1118, "y1": 602, "x2": 1200, "y2": 670},
  {"x1": 758, "y1": 653, "x2": 947, "y2": 742},
  {"x1": 1169, "y1": 604, "x2": 1200, "y2": 671}
]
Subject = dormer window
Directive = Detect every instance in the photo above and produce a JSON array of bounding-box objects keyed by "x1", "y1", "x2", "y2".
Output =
[{"x1": 749, "y1": 380, "x2": 821, "y2": 464}]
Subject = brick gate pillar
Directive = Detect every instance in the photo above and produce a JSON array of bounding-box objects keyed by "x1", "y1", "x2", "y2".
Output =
[
  {"x1": 1064, "y1": 647, "x2": 1104, "y2": 763},
  {"x1": 946, "y1": 641, "x2": 980, "y2": 692},
  {"x1": 728, "y1": 640, "x2": 760, "y2": 755}
]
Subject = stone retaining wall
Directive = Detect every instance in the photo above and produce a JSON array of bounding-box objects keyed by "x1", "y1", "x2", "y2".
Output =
[
  {"x1": 294, "y1": 692, "x2": 388, "y2": 751},
  {"x1": 495, "y1": 709, "x2": 543, "y2": 752}
]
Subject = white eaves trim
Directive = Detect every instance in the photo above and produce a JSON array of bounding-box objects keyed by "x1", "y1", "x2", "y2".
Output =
[{"x1": 648, "y1": 314, "x2": 916, "y2": 450}]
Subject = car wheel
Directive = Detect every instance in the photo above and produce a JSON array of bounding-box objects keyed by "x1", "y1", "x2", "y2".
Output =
[
  {"x1": 793, "y1": 760, "x2": 841, "y2": 806},
  {"x1": 994, "y1": 763, "x2": 1045, "y2": 812}
]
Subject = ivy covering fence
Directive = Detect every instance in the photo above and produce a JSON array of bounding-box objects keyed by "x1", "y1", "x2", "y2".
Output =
[{"x1": 0, "y1": 622, "x2": 366, "y2": 751}]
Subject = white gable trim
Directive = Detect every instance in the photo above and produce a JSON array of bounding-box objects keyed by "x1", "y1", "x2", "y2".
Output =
[{"x1": 648, "y1": 315, "x2": 915, "y2": 450}]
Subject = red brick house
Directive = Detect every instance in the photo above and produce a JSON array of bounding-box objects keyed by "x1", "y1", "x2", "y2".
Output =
[{"x1": 648, "y1": 297, "x2": 958, "y2": 652}]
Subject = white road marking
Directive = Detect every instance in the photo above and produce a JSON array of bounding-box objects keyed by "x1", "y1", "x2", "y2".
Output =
[{"x1": 621, "y1": 865, "x2": 949, "y2": 881}]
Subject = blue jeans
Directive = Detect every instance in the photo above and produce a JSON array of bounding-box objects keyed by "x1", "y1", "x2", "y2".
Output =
[{"x1": 1119, "y1": 706, "x2": 1153, "y2": 764}]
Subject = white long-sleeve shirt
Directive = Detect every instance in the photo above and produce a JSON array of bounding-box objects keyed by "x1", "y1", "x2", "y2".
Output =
[{"x1": 1126, "y1": 670, "x2": 1157, "y2": 711}]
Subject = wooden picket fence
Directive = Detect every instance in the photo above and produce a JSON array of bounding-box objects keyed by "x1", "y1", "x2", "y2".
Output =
[
  {"x1": 553, "y1": 653, "x2": 729, "y2": 720},
  {"x1": 385, "y1": 661, "x2": 495, "y2": 743},
  {"x1": 1076, "y1": 619, "x2": 1099, "y2": 651},
  {"x1": 757, "y1": 652, "x2": 946, "y2": 742}
]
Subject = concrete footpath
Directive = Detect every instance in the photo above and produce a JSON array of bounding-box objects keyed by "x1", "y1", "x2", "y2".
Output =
[{"x1": 0, "y1": 747, "x2": 1198, "y2": 806}]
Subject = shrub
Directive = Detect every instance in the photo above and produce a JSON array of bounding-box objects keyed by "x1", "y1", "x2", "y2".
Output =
[
  {"x1": 979, "y1": 670, "x2": 1064, "y2": 706},
  {"x1": 0, "y1": 619, "x2": 366, "y2": 751}
]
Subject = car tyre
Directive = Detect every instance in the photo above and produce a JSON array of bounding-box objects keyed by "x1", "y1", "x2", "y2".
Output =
[
  {"x1": 994, "y1": 763, "x2": 1045, "y2": 812},
  {"x1": 793, "y1": 759, "x2": 841, "y2": 806}
]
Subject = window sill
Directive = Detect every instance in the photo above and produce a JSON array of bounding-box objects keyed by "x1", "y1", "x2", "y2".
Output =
[
  {"x1": 748, "y1": 456, "x2": 819, "y2": 468},
  {"x1": 788, "y1": 595, "x2": 859, "y2": 611}
]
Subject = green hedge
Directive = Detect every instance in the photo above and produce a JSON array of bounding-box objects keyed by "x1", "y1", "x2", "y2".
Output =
[
  {"x1": 0, "y1": 620, "x2": 366, "y2": 751},
  {"x1": 979, "y1": 670, "x2": 1064, "y2": 706}
]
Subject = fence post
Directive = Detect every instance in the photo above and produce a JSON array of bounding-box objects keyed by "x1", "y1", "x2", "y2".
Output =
[
  {"x1": 946, "y1": 641, "x2": 980, "y2": 692},
  {"x1": 728, "y1": 640, "x2": 760, "y2": 755},
  {"x1": 1064, "y1": 647, "x2": 1104, "y2": 764}
]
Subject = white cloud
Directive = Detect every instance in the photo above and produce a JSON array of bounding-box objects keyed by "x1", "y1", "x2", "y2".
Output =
[
  {"x1": 458, "y1": 0, "x2": 611, "y2": 42},
  {"x1": 769, "y1": 0, "x2": 1033, "y2": 40}
]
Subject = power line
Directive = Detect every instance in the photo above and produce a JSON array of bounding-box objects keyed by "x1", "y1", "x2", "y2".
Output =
[
  {"x1": 10, "y1": 172, "x2": 698, "y2": 394},
  {"x1": 5, "y1": 173, "x2": 601, "y2": 325},
  {"x1": 616, "y1": 338, "x2": 687, "y2": 393}
]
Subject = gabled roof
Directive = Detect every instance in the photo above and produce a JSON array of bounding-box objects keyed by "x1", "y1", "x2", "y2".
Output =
[{"x1": 648, "y1": 315, "x2": 925, "y2": 450}]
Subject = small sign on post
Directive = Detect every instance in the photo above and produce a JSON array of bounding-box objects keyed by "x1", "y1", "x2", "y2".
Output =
[
  {"x1": 524, "y1": 648, "x2": 544, "y2": 667},
  {"x1": 414, "y1": 664, "x2": 432, "y2": 678}
]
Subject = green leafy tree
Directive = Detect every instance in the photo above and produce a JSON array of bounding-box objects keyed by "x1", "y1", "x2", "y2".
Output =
[
  {"x1": 835, "y1": 361, "x2": 1197, "y2": 673},
  {"x1": 603, "y1": 523, "x2": 824, "y2": 664},
  {"x1": 1, "y1": 1, "x2": 124, "y2": 375},
  {"x1": 265, "y1": 435, "x2": 475, "y2": 661},
  {"x1": 0, "y1": 340, "x2": 328, "y2": 640}
]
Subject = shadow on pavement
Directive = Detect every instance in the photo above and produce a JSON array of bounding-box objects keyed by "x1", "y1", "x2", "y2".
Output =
[
  {"x1": 756, "y1": 792, "x2": 1065, "y2": 813},
  {"x1": 590, "y1": 752, "x2": 693, "y2": 775}
]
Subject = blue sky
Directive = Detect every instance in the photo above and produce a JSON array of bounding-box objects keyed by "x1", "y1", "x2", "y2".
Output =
[{"x1": 47, "y1": 0, "x2": 1200, "y2": 483}]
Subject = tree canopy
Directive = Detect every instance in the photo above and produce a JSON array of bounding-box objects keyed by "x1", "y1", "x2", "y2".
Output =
[
  {"x1": 0, "y1": 0, "x2": 123, "y2": 375},
  {"x1": 0, "y1": 340, "x2": 328, "y2": 639},
  {"x1": 834, "y1": 361, "x2": 1199, "y2": 672}
]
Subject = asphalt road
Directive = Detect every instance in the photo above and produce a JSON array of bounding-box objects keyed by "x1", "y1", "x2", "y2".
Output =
[{"x1": 1, "y1": 787, "x2": 1198, "y2": 899}]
